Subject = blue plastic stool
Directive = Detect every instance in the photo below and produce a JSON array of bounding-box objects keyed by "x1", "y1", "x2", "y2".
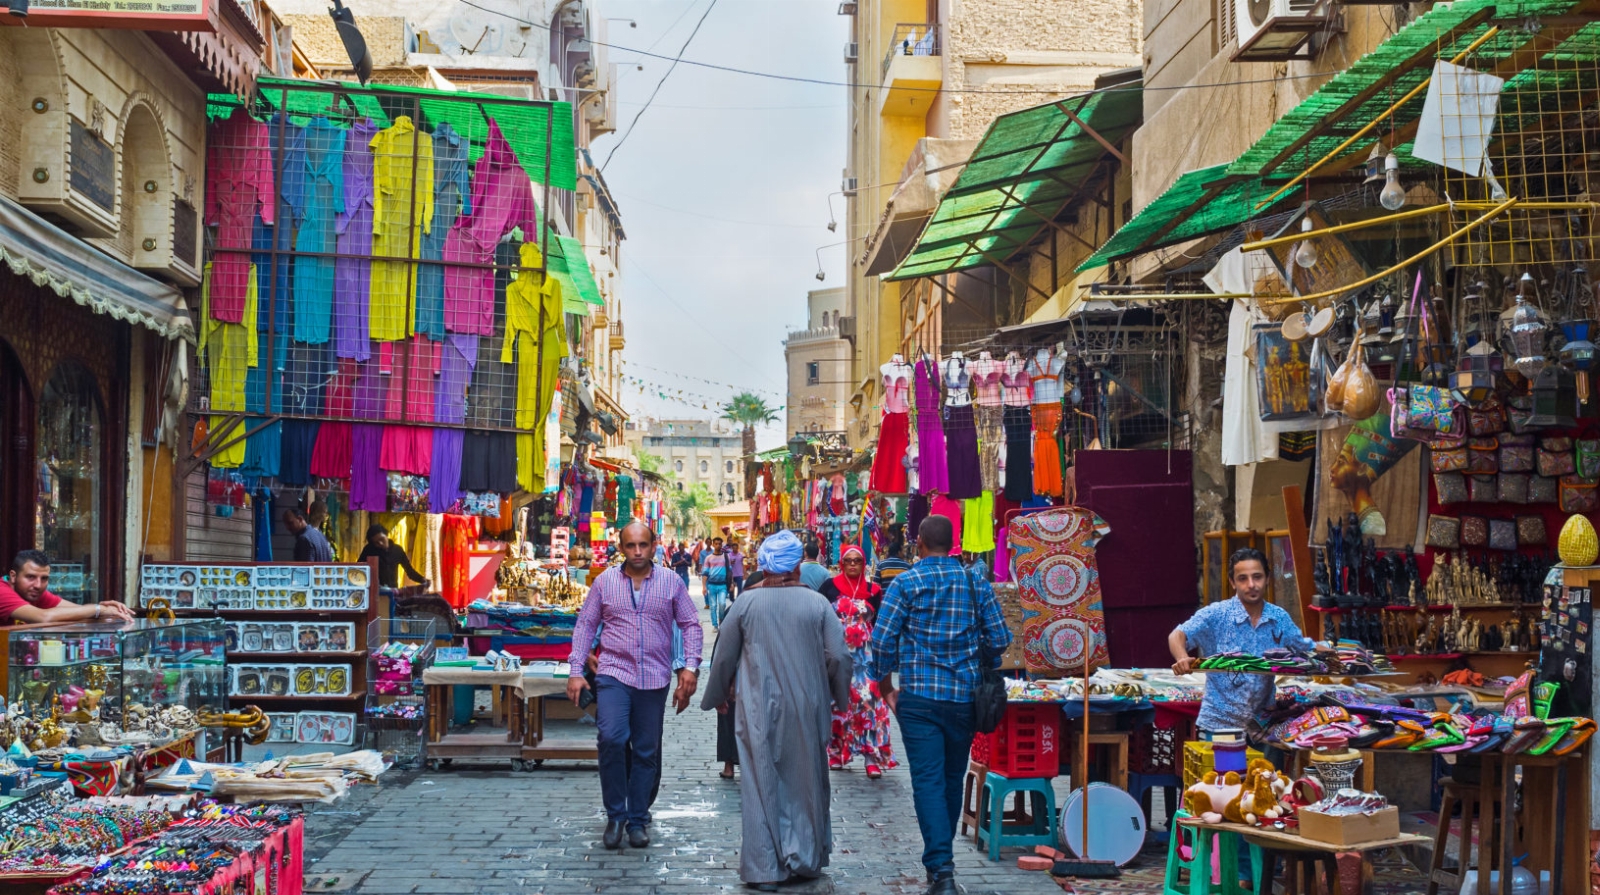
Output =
[
  {"x1": 976, "y1": 772, "x2": 1056, "y2": 862},
  {"x1": 1163, "y1": 810, "x2": 1263, "y2": 895},
  {"x1": 1129, "y1": 771, "x2": 1185, "y2": 843}
]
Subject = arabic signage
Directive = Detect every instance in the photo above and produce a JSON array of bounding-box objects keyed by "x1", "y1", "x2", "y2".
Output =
[{"x1": 0, "y1": 0, "x2": 213, "y2": 30}]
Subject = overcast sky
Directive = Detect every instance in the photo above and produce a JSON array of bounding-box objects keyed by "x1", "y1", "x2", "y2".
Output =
[{"x1": 592, "y1": 0, "x2": 848, "y2": 450}]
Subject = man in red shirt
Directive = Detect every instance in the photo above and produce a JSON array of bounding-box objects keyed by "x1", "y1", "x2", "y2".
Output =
[{"x1": 0, "y1": 550, "x2": 134, "y2": 625}]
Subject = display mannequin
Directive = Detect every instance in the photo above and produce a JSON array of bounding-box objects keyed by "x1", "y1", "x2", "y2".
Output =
[
  {"x1": 1000, "y1": 351, "x2": 1034, "y2": 501},
  {"x1": 971, "y1": 351, "x2": 1004, "y2": 493},
  {"x1": 1025, "y1": 347, "x2": 1068, "y2": 498},
  {"x1": 942, "y1": 351, "x2": 981, "y2": 499},
  {"x1": 914, "y1": 352, "x2": 949, "y2": 495},
  {"x1": 868, "y1": 354, "x2": 914, "y2": 493},
  {"x1": 1000, "y1": 351, "x2": 1032, "y2": 406}
]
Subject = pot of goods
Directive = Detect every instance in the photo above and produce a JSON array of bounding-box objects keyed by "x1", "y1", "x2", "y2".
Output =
[{"x1": 1307, "y1": 734, "x2": 1363, "y2": 792}]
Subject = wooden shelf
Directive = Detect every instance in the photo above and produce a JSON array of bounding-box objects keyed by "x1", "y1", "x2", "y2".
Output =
[
  {"x1": 1386, "y1": 653, "x2": 1463, "y2": 661},
  {"x1": 227, "y1": 650, "x2": 367, "y2": 661}
]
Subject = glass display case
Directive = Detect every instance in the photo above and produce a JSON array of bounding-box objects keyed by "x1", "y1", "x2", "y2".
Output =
[
  {"x1": 35, "y1": 363, "x2": 102, "y2": 605},
  {"x1": 3, "y1": 619, "x2": 228, "y2": 726}
]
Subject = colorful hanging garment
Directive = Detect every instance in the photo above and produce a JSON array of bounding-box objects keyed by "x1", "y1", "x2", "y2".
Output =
[
  {"x1": 416, "y1": 123, "x2": 471, "y2": 341},
  {"x1": 286, "y1": 117, "x2": 345, "y2": 345},
  {"x1": 206, "y1": 109, "x2": 276, "y2": 324},
  {"x1": 914, "y1": 358, "x2": 949, "y2": 494},
  {"x1": 334, "y1": 118, "x2": 379, "y2": 360},
  {"x1": 369, "y1": 116, "x2": 434, "y2": 342},
  {"x1": 1008, "y1": 507, "x2": 1112, "y2": 673},
  {"x1": 869, "y1": 368, "x2": 911, "y2": 493},
  {"x1": 444, "y1": 120, "x2": 540, "y2": 336},
  {"x1": 440, "y1": 513, "x2": 479, "y2": 609}
]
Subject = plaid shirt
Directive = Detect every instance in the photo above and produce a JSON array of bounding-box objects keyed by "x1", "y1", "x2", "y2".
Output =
[
  {"x1": 869, "y1": 556, "x2": 1012, "y2": 702},
  {"x1": 569, "y1": 565, "x2": 703, "y2": 690}
]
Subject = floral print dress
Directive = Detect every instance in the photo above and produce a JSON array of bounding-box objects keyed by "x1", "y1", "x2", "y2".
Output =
[{"x1": 825, "y1": 581, "x2": 896, "y2": 770}]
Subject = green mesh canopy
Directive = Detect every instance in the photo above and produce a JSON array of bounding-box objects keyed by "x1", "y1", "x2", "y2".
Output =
[
  {"x1": 554, "y1": 236, "x2": 604, "y2": 307},
  {"x1": 1080, "y1": 0, "x2": 1598, "y2": 271},
  {"x1": 884, "y1": 85, "x2": 1143, "y2": 281},
  {"x1": 207, "y1": 77, "x2": 577, "y2": 190}
]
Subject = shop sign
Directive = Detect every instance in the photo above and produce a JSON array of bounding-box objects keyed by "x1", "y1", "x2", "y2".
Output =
[
  {"x1": 69, "y1": 120, "x2": 115, "y2": 214},
  {"x1": 0, "y1": 0, "x2": 212, "y2": 30}
]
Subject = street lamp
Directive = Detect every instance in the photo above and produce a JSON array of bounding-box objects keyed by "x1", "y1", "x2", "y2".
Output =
[{"x1": 787, "y1": 433, "x2": 810, "y2": 460}]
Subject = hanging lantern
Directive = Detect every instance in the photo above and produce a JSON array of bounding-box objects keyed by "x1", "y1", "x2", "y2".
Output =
[
  {"x1": 1528, "y1": 367, "x2": 1575, "y2": 428},
  {"x1": 1451, "y1": 342, "x2": 1502, "y2": 407},
  {"x1": 1508, "y1": 293, "x2": 1551, "y2": 381}
]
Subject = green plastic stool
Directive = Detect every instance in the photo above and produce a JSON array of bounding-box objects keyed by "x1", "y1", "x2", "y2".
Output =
[
  {"x1": 1163, "y1": 810, "x2": 1264, "y2": 895},
  {"x1": 976, "y1": 772, "x2": 1056, "y2": 862}
]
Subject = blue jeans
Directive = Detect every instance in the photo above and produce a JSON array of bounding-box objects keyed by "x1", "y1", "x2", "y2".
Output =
[
  {"x1": 595, "y1": 675, "x2": 668, "y2": 829},
  {"x1": 706, "y1": 584, "x2": 729, "y2": 627},
  {"x1": 895, "y1": 691, "x2": 975, "y2": 877}
]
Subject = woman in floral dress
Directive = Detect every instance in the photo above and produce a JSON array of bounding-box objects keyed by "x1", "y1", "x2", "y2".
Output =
[{"x1": 818, "y1": 545, "x2": 896, "y2": 778}]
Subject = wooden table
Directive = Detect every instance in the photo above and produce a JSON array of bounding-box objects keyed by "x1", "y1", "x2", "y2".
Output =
[
  {"x1": 421, "y1": 668, "x2": 529, "y2": 768},
  {"x1": 518, "y1": 674, "x2": 598, "y2": 764},
  {"x1": 1178, "y1": 818, "x2": 1429, "y2": 895}
]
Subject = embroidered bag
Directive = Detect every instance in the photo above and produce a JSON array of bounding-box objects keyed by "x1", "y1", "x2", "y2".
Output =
[
  {"x1": 1467, "y1": 437, "x2": 1500, "y2": 474},
  {"x1": 1580, "y1": 439, "x2": 1600, "y2": 478},
  {"x1": 1538, "y1": 438, "x2": 1577, "y2": 477},
  {"x1": 1467, "y1": 395, "x2": 1507, "y2": 436},
  {"x1": 1425, "y1": 515, "x2": 1461, "y2": 549},
  {"x1": 1468, "y1": 475, "x2": 1498, "y2": 503},
  {"x1": 1434, "y1": 471, "x2": 1468, "y2": 505},
  {"x1": 1517, "y1": 515, "x2": 1548, "y2": 546},
  {"x1": 1498, "y1": 472, "x2": 1530, "y2": 504},
  {"x1": 1561, "y1": 475, "x2": 1599, "y2": 514},
  {"x1": 1498, "y1": 434, "x2": 1535, "y2": 473},
  {"x1": 1407, "y1": 384, "x2": 1457, "y2": 432},
  {"x1": 1488, "y1": 518, "x2": 1518, "y2": 552},
  {"x1": 1460, "y1": 515, "x2": 1489, "y2": 548},
  {"x1": 1430, "y1": 437, "x2": 1468, "y2": 473}
]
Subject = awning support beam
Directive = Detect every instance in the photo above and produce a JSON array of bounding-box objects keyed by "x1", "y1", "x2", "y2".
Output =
[{"x1": 1054, "y1": 101, "x2": 1128, "y2": 165}]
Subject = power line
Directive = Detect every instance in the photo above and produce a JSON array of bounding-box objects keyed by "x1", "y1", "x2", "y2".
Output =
[
  {"x1": 455, "y1": 0, "x2": 1336, "y2": 98},
  {"x1": 624, "y1": 257, "x2": 787, "y2": 391},
  {"x1": 601, "y1": 0, "x2": 718, "y2": 172}
]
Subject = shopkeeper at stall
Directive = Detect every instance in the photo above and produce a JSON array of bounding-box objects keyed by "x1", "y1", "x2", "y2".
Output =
[
  {"x1": 0, "y1": 550, "x2": 134, "y2": 625},
  {"x1": 1168, "y1": 547, "x2": 1313, "y2": 733},
  {"x1": 358, "y1": 524, "x2": 428, "y2": 590}
]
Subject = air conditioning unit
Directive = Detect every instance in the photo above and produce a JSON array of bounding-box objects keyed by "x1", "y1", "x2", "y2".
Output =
[
  {"x1": 841, "y1": 177, "x2": 859, "y2": 197},
  {"x1": 837, "y1": 315, "x2": 857, "y2": 342},
  {"x1": 1233, "y1": 0, "x2": 1329, "y2": 62},
  {"x1": 844, "y1": 42, "x2": 858, "y2": 63}
]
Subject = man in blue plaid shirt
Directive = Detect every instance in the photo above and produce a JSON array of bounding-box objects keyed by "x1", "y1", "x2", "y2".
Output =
[{"x1": 871, "y1": 516, "x2": 1012, "y2": 895}]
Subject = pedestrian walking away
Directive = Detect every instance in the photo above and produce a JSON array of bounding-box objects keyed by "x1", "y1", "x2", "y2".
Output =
[
  {"x1": 701, "y1": 530, "x2": 853, "y2": 892},
  {"x1": 818, "y1": 544, "x2": 895, "y2": 777},
  {"x1": 567, "y1": 521, "x2": 704, "y2": 851},
  {"x1": 798, "y1": 539, "x2": 832, "y2": 591},
  {"x1": 870, "y1": 516, "x2": 1012, "y2": 895}
]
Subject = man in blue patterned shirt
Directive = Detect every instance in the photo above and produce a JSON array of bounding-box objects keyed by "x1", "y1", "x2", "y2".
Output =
[
  {"x1": 1169, "y1": 547, "x2": 1312, "y2": 733},
  {"x1": 871, "y1": 516, "x2": 1012, "y2": 895}
]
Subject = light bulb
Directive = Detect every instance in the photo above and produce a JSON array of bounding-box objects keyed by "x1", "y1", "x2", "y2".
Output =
[
  {"x1": 1294, "y1": 218, "x2": 1318, "y2": 269},
  {"x1": 1379, "y1": 153, "x2": 1406, "y2": 211}
]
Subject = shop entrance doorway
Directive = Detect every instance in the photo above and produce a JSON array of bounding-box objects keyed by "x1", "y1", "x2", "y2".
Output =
[{"x1": 0, "y1": 338, "x2": 32, "y2": 572}]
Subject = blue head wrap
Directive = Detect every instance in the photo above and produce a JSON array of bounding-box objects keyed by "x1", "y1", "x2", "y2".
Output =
[{"x1": 757, "y1": 530, "x2": 804, "y2": 574}]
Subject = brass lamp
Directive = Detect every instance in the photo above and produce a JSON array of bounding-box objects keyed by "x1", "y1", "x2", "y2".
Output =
[
  {"x1": 1507, "y1": 273, "x2": 1550, "y2": 381},
  {"x1": 1451, "y1": 342, "x2": 1502, "y2": 406}
]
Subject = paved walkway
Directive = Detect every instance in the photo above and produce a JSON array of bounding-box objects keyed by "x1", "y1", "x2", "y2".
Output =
[{"x1": 301, "y1": 597, "x2": 1093, "y2": 895}]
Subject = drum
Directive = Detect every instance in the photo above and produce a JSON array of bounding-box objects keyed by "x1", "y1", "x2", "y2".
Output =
[{"x1": 1059, "y1": 782, "x2": 1146, "y2": 866}]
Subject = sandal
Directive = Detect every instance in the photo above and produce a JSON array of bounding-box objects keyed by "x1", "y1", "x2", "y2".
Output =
[
  {"x1": 1529, "y1": 718, "x2": 1576, "y2": 756},
  {"x1": 1554, "y1": 718, "x2": 1596, "y2": 755},
  {"x1": 866, "y1": 765, "x2": 881, "y2": 779},
  {"x1": 1503, "y1": 718, "x2": 1546, "y2": 754},
  {"x1": 1375, "y1": 719, "x2": 1426, "y2": 750},
  {"x1": 721, "y1": 769, "x2": 736, "y2": 779}
]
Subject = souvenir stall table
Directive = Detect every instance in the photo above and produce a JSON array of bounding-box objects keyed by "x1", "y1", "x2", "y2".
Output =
[
  {"x1": 419, "y1": 665, "x2": 595, "y2": 769},
  {"x1": 1174, "y1": 814, "x2": 1430, "y2": 895}
]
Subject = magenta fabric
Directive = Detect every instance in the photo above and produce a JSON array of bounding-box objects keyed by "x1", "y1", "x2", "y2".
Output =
[
  {"x1": 915, "y1": 357, "x2": 949, "y2": 494},
  {"x1": 334, "y1": 118, "x2": 378, "y2": 360},
  {"x1": 206, "y1": 109, "x2": 276, "y2": 324},
  {"x1": 567, "y1": 565, "x2": 703, "y2": 690},
  {"x1": 435, "y1": 334, "x2": 477, "y2": 424},
  {"x1": 929, "y1": 494, "x2": 963, "y2": 555},
  {"x1": 379, "y1": 425, "x2": 433, "y2": 475},
  {"x1": 430, "y1": 427, "x2": 464, "y2": 513},
  {"x1": 376, "y1": 336, "x2": 440, "y2": 423},
  {"x1": 443, "y1": 121, "x2": 540, "y2": 336},
  {"x1": 308, "y1": 422, "x2": 352, "y2": 480},
  {"x1": 349, "y1": 424, "x2": 387, "y2": 511}
]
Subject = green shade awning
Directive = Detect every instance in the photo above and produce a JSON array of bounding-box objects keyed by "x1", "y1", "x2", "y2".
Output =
[
  {"x1": 1078, "y1": 0, "x2": 1597, "y2": 271},
  {"x1": 884, "y1": 84, "x2": 1143, "y2": 281},
  {"x1": 207, "y1": 77, "x2": 577, "y2": 190},
  {"x1": 554, "y1": 236, "x2": 605, "y2": 307}
]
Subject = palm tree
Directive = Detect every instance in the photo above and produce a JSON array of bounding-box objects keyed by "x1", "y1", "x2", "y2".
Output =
[
  {"x1": 721, "y1": 392, "x2": 779, "y2": 496},
  {"x1": 665, "y1": 483, "x2": 718, "y2": 540}
]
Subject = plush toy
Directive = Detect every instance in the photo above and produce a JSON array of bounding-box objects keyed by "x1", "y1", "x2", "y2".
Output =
[
  {"x1": 1232, "y1": 759, "x2": 1294, "y2": 825},
  {"x1": 1183, "y1": 770, "x2": 1243, "y2": 824}
]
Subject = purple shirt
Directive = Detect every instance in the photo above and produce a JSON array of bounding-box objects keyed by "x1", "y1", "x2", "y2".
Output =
[
  {"x1": 444, "y1": 120, "x2": 540, "y2": 337},
  {"x1": 569, "y1": 565, "x2": 704, "y2": 690},
  {"x1": 349, "y1": 423, "x2": 387, "y2": 511},
  {"x1": 435, "y1": 333, "x2": 477, "y2": 424},
  {"x1": 334, "y1": 119, "x2": 378, "y2": 360},
  {"x1": 728, "y1": 548, "x2": 746, "y2": 577}
]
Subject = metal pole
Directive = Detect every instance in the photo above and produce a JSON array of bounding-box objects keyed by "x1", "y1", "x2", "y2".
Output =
[{"x1": 534, "y1": 97, "x2": 555, "y2": 480}]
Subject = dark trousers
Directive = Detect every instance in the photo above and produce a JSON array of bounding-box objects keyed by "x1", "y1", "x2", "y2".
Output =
[
  {"x1": 896, "y1": 692, "x2": 974, "y2": 877},
  {"x1": 595, "y1": 674, "x2": 668, "y2": 829},
  {"x1": 730, "y1": 575, "x2": 744, "y2": 598}
]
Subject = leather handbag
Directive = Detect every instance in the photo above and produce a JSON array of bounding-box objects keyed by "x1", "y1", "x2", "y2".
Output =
[{"x1": 965, "y1": 571, "x2": 1007, "y2": 735}]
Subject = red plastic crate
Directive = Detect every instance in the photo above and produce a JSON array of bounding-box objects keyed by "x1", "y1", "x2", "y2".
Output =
[{"x1": 970, "y1": 704, "x2": 1061, "y2": 778}]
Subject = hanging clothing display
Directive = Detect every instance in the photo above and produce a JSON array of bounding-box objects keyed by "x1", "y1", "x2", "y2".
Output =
[
  {"x1": 460, "y1": 431, "x2": 518, "y2": 493},
  {"x1": 444, "y1": 120, "x2": 540, "y2": 337},
  {"x1": 466, "y1": 244, "x2": 518, "y2": 428},
  {"x1": 379, "y1": 425, "x2": 433, "y2": 475},
  {"x1": 333, "y1": 118, "x2": 379, "y2": 361},
  {"x1": 242, "y1": 420, "x2": 282, "y2": 479},
  {"x1": 206, "y1": 108, "x2": 276, "y2": 324},
  {"x1": 914, "y1": 357, "x2": 948, "y2": 495},
  {"x1": 379, "y1": 335, "x2": 439, "y2": 423},
  {"x1": 972, "y1": 354, "x2": 1005, "y2": 494},
  {"x1": 504, "y1": 242, "x2": 567, "y2": 486},
  {"x1": 961, "y1": 491, "x2": 995, "y2": 554},
  {"x1": 943, "y1": 404, "x2": 981, "y2": 500},
  {"x1": 279, "y1": 420, "x2": 320, "y2": 486},
  {"x1": 1002, "y1": 405, "x2": 1034, "y2": 502},
  {"x1": 439, "y1": 514, "x2": 479, "y2": 609},
  {"x1": 868, "y1": 365, "x2": 911, "y2": 493},
  {"x1": 199, "y1": 261, "x2": 259, "y2": 416},
  {"x1": 369, "y1": 116, "x2": 434, "y2": 342},
  {"x1": 416, "y1": 123, "x2": 471, "y2": 341},
  {"x1": 429, "y1": 427, "x2": 464, "y2": 513},
  {"x1": 1026, "y1": 352, "x2": 1066, "y2": 498},
  {"x1": 1008, "y1": 507, "x2": 1112, "y2": 673},
  {"x1": 286, "y1": 117, "x2": 345, "y2": 345},
  {"x1": 929, "y1": 494, "x2": 963, "y2": 555},
  {"x1": 349, "y1": 423, "x2": 387, "y2": 511},
  {"x1": 436, "y1": 334, "x2": 477, "y2": 424},
  {"x1": 309, "y1": 421, "x2": 354, "y2": 480}
]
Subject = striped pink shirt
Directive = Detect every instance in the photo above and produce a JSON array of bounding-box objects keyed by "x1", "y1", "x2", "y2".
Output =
[{"x1": 568, "y1": 565, "x2": 704, "y2": 690}]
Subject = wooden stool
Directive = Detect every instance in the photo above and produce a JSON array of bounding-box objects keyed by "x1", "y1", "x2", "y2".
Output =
[
  {"x1": 1068, "y1": 730, "x2": 1129, "y2": 791},
  {"x1": 1427, "y1": 776, "x2": 1502, "y2": 895},
  {"x1": 958, "y1": 760, "x2": 988, "y2": 840}
]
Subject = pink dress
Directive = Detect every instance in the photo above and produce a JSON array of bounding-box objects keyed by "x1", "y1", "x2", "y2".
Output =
[{"x1": 914, "y1": 357, "x2": 949, "y2": 494}]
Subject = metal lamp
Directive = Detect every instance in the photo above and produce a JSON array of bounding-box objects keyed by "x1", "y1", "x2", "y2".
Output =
[
  {"x1": 1508, "y1": 295, "x2": 1550, "y2": 381},
  {"x1": 787, "y1": 433, "x2": 810, "y2": 460},
  {"x1": 1451, "y1": 342, "x2": 1502, "y2": 406}
]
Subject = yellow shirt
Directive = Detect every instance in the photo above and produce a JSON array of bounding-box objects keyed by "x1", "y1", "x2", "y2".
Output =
[{"x1": 369, "y1": 116, "x2": 435, "y2": 342}]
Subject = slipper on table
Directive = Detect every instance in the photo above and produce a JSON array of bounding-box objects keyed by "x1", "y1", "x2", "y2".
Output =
[
  {"x1": 1503, "y1": 718, "x2": 1547, "y2": 754},
  {"x1": 1529, "y1": 718, "x2": 1577, "y2": 756},
  {"x1": 1554, "y1": 718, "x2": 1596, "y2": 756}
]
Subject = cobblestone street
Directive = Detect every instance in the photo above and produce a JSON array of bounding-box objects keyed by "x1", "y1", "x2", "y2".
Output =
[{"x1": 300, "y1": 606, "x2": 1111, "y2": 895}]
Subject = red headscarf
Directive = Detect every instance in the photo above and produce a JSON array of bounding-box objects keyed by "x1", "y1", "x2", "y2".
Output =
[{"x1": 830, "y1": 545, "x2": 881, "y2": 605}]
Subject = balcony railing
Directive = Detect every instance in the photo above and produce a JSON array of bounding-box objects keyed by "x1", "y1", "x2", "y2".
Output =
[
  {"x1": 882, "y1": 23, "x2": 940, "y2": 80},
  {"x1": 609, "y1": 320, "x2": 625, "y2": 350}
]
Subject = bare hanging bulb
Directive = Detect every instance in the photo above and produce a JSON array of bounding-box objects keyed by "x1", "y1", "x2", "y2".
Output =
[
  {"x1": 1379, "y1": 152, "x2": 1407, "y2": 211},
  {"x1": 1294, "y1": 218, "x2": 1319, "y2": 269}
]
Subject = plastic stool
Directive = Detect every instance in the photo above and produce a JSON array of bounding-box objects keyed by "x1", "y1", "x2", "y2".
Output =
[
  {"x1": 1129, "y1": 771, "x2": 1184, "y2": 844},
  {"x1": 976, "y1": 772, "x2": 1056, "y2": 862},
  {"x1": 1164, "y1": 811, "x2": 1262, "y2": 895}
]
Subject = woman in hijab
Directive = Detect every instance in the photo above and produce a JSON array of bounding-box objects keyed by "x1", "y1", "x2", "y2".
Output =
[
  {"x1": 817, "y1": 545, "x2": 895, "y2": 778},
  {"x1": 701, "y1": 530, "x2": 852, "y2": 891}
]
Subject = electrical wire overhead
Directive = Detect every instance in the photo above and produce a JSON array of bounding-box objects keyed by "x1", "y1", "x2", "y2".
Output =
[{"x1": 601, "y1": 0, "x2": 719, "y2": 172}]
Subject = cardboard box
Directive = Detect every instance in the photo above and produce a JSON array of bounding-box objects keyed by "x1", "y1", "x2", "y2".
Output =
[{"x1": 1298, "y1": 806, "x2": 1400, "y2": 845}]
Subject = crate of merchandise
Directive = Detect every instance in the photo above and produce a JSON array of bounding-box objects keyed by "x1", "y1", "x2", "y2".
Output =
[
  {"x1": 1182, "y1": 740, "x2": 1265, "y2": 788},
  {"x1": 970, "y1": 703, "x2": 1062, "y2": 779}
]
